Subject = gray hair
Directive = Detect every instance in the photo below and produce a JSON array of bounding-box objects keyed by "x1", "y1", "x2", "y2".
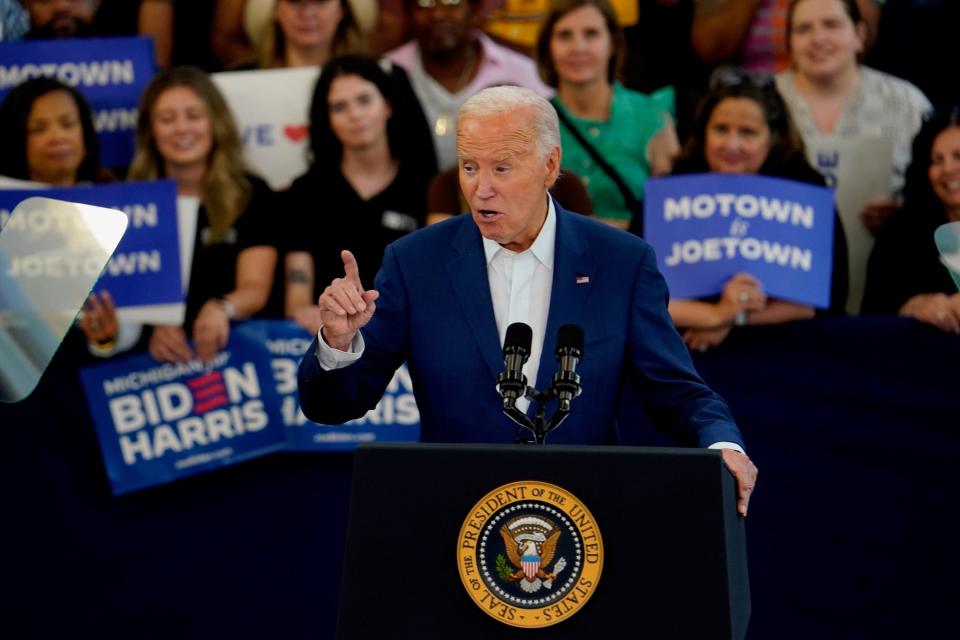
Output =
[{"x1": 458, "y1": 85, "x2": 560, "y2": 159}]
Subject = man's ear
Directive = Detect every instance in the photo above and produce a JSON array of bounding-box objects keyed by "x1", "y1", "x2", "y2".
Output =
[{"x1": 544, "y1": 145, "x2": 561, "y2": 189}]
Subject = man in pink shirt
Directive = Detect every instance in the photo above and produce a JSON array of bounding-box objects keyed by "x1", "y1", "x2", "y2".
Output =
[{"x1": 386, "y1": 0, "x2": 552, "y2": 170}]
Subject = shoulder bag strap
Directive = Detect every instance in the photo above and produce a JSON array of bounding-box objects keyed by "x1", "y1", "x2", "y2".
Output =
[{"x1": 552, "y1": 99, "x2": 644, "y2": 215}]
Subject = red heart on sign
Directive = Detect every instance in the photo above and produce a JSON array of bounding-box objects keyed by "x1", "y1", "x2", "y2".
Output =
[{"x1": 284, "y1": 124, "x2": 309, "y2": 142}]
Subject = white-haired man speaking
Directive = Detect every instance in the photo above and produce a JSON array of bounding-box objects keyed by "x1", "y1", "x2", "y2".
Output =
[{"x1": 298, "y1": 86, "x2": 757, "y2": 516}]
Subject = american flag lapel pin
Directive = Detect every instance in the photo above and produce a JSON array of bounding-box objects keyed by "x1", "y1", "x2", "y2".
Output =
[{"x1": 576, "y1": 276, "x2": 590, "y2": 284}]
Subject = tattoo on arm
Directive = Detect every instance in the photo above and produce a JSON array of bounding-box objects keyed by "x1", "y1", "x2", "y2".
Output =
[{"x1": 287, "y1": 268, "x2": 311, "y2": 285}]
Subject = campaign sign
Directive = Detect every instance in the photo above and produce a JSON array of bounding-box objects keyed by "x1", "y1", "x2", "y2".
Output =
[
  {"x1": 0, "y1": 181, "x2": 182, "y2": 313},
  {"x1": 644, "y1": 174, "x2": 835, "y2": 308},
  {"x1": 212, "y1": 67, "x2": 319, "y2": 190},
  {"x1": 806, "y1": 136, "x2": 893, "y2": 314},
  {"x1": 80, "y1": 341, "x2": 288, "y2": 495},
  {"x1": 0, "y1": 37, "x2": 156, "y2": 167},
  {"x1": 234, "y1": 320, "x2": 421, "y2": 451}
]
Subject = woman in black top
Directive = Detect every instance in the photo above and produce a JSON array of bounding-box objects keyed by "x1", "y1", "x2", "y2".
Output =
[
  {"x1": 862, "y1": 108, "x2": 960, "y2": 332},
  {"x1": 283, "y1": 54, "x2": 435, "y2": 335}
]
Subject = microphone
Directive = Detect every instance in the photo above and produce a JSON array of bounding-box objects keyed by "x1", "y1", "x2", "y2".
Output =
[
  {"x1": 552, "y1": 324, "x2": 584, "y2": 412},
  {"x1": 496, "y1": 322, "x2": 532, "y2": 409}
]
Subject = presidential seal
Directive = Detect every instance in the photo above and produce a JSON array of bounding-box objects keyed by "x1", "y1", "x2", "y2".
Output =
[{"x1": 456, "y1": 481, "x2": 603, "y2": 628}]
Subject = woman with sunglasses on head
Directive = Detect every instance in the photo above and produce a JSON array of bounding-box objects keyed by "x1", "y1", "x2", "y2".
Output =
[
  {"x1": 668, "y1": 67, "x2": 848, "y2": 351},
  {"x1": 81, "y1": 67, "x2": 279, "y2": 363},
  {"x1": 862, "y1": 109, "x2": 960, "y2": 333},
  {"x1": 536, "y1": 0, "x2": 679, "y2": 230}
]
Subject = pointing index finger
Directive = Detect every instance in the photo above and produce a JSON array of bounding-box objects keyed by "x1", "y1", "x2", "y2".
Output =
[{"x1": 341, "y1": 250, "x2": 363, "y2": 288}]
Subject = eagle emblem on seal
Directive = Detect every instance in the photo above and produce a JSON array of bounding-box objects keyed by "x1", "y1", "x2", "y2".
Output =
[{"x1": 498, "y1": 515, "x2": 568, "y2": 594}]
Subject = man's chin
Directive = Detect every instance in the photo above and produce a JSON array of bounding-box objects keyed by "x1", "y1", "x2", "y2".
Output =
[
  {"x1": 472, "y1": 211, "x2": 505, "y2": 233},
  {"x1": 31, "y1": 19, "x2": 91, "y2": 38}
]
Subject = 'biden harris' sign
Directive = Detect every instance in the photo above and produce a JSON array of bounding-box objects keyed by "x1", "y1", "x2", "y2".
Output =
[
  {"x1": 644, "y1": 174, "x2": 835, "y2": 308},
  {"x1": 80, "y1": 320, "x2": 420, "y2": 494}
]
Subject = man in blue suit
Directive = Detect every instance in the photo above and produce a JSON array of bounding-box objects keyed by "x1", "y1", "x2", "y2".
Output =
[{"x1": 298, "y1": 86, "x2": 758, "y2": 515}]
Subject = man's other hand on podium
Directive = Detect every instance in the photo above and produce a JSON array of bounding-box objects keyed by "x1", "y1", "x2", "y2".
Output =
[{"x1": 722, "y1": 449, "x2": 758, "y2": 517}]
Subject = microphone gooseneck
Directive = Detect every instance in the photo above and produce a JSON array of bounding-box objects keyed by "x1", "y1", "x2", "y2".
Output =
[
  {"x1": 552, "y1": 324, "x2": 584, "y2": 413},
  {"x1": 496, "y1": 322, "x2": 532, "y2": 410},
  {"x1": 496, "y1": 322, "x2": 586, "y2": 445}
]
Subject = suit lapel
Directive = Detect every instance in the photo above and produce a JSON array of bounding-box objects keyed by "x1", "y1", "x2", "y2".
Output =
[
  {"x1": 534, "y1": 206, "x2": 597, "y2": 392},
  {"x1": 446, "y1": 217, "x2": 504, "y2": 380}
]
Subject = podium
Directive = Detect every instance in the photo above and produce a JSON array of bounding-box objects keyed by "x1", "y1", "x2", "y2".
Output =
[{"x1": 336, "y1": 443, "x2": 750, "y2": 639}]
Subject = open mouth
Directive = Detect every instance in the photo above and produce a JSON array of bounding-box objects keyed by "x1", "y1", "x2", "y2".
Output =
[{"x1": 478, "y1": 209, "x2": 500, "y2": 219}]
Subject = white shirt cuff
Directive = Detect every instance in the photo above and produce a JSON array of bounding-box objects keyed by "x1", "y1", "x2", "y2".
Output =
[
  {"x1": 314, "y1": 328, "x2": 365, "y2": 371},
  {"x1": 709, "y1": 441, "x2": 745, "y2": 455}
]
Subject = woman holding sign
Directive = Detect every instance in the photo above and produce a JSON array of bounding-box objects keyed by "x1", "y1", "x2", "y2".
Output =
[
  {"x1": 862, "y1": 109, "x2": 960, "y2": 332},
  {"x1": 81, "y1": 67, "x2": 280, "y2": 363},
  {"x1": 775, "y1": 0, "x2": 930, "y2": 313},
  {"x1": 0, "y1": 77, "x2": 105, "y2": 186},
  {"x1": 775, "y1": 0, "x2": 929, "y2": 232},
  {"x1": 668, "y1": 66, "x2": 848, "y2": 351}
]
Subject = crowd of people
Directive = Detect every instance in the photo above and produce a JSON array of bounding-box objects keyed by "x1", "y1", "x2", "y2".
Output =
[{"x1": 1, "y1": 0, "x2": 959, "y2": 366}]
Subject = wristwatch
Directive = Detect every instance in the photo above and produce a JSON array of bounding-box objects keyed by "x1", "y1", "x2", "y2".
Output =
[{"x1": 214, "y1": 297, "x2": 236, "y2": 320}]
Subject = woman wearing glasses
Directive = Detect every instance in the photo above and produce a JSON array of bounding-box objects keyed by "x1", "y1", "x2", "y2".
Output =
[{"x1": 668, "y1": 67, "x2": 848, "y2": 351}]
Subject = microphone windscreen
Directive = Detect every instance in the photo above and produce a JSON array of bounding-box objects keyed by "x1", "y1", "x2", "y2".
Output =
[
  {"x1": 557, "y1": 324, "x2": 584, "y2": 354},
  {"x1": 504, "y1": 322, "x2": 533, "y2": 354}
]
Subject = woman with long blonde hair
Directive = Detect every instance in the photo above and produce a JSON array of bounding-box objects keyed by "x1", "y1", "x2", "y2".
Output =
[{"x1": 82, "y1": 67, "x2": 279, "y2": 363}]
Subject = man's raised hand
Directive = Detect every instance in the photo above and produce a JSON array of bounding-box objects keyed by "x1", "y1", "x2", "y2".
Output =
[{"x1": 317, "y1": 250, "x2": 379, "y2": 350}]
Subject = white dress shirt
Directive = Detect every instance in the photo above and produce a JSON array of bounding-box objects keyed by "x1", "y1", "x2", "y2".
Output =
[{"x1": 482, "y1": 197, "x2": 555, "y2": 411}]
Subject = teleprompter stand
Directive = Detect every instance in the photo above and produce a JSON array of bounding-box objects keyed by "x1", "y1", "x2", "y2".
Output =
[{"x1": 336, "y1": 443, "x2": 750, "y2": 639}]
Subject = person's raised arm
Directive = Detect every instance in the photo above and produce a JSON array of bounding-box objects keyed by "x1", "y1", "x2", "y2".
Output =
[
  {"x1": 318, "y1": 250, "x2": 379, "y2": 351},
  {"x1": 856, "y1": 0, "x2": 883, "y2": 53},
  {"x1": 691, "y1": 0, "x2": 764, "y2": 64},
  {"x1": 138, "y1": 0, "x2": 173, "y2": 69},
  {"x1": 211, "y1": 0, "x2": 255, "y2": 69}
]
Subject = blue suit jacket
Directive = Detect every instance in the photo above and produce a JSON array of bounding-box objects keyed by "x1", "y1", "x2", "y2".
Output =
[{"x1": 298, "y1": 204, "x2": 743, "y2": 448}]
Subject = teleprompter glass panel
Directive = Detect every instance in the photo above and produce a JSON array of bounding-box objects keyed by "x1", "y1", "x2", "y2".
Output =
[
  {"x1": 935, "y1": 221, "x2": 960, "y2": 292},
  {"x1": 0, "y1": 197, "x2": 128, "y2": 403}
]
